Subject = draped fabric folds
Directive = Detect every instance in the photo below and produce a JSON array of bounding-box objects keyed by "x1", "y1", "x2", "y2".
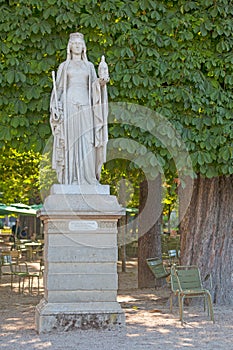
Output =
[{"x1": 50, "y1": 60, "x2": 108, "y2": 185}]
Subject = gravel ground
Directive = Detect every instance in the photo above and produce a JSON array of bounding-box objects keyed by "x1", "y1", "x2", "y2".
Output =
[{"x1": 0, "y1": 260, "x2": 232, "y2": 350}]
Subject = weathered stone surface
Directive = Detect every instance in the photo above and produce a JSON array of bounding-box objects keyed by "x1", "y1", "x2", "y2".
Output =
[
  {"x1": 51, "y1": 184, "x2": 110, "y2": 195},
  {"x1": 35, "y1": 300, "x2": 125, "y2": 333},
  {"x1": 35, "y1": 191, "x2": 125, "y2": 333},
  {"x1": 47, "y1": 220, "x2": 117, "y2": 234},
  {"x1": 45, "y1": 273, "x2": 117, "y2": 290},
  {"x1": 47, "y1": 232, "x2": 117, "y2": 247},
  {"x1": 46, "y1": 246, "x2": 117, "y2": 262},
  {"x1": 44, "y1": 290, "x2": 117, "y2": 303},
  {"x1": 39, "y1": 192, "x2": 124, "y2": 216},
  {"x1": 47, "y1": 262, "x2": 116, "y2": 274}
]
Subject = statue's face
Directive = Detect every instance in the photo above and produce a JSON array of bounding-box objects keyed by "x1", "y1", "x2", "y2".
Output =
[{"x1": 70, "y1": 38, "x2": 84, "y2": 55}]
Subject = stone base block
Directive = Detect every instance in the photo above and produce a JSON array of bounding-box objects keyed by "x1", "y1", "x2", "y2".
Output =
[
  {"x1": 50, "y1": 184, "x2": 110, "y2": 195},
  {"x1": 36, "y1": 189, "x2": 125, "y2": 334},
  {"x1": 35, "y1": 299, "x2": 125, "y2": 333}
]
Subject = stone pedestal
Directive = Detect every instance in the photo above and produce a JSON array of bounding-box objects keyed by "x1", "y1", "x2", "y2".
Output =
[{"x1": 35, "y1": 184, "x2": 125, "y2": 333}]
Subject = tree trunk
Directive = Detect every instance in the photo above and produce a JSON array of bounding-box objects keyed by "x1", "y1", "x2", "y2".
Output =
[
  {"x1": 179, "y1": 175, "x2": 233, "y2": 305},
  {"x1": 138, "y1": 176, "x2": 162, "y2": 288}
]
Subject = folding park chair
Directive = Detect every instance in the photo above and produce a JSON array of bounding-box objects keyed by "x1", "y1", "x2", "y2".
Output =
[
  {"x1": 170, "y1": 265, "x2": 214, "y2": 325},
  {"x1": 0, "y1": 250, "x2": 20, "y2": 287},
  {"x1": 0, "y1": 251, "x2": 30, "y2": 292},
  {"x1": 146, "y1": 257, "x2": 170, "y2": 283},
  {"x1": 25, "y1": 259, "x2": 44, "y2": 295}
]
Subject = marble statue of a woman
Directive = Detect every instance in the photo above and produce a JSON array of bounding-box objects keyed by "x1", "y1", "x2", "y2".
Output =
[{"x1": 50, "y1": 32, "x2": 109, "y2": 185}]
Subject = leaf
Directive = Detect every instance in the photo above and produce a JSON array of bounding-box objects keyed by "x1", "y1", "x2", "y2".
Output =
[
  {"x1": 40, "y1": 21, "x2": 52, "y2": 34},
  {"x1": 219, "y1": 146, "x2": 231, "y2": 161},
  {"x1": 38, "y1": 124, "x2": 51, "y2": 138},
  {"x1": 32, "y1": 23, "x2": 40, "y2": 34},
  {"x1": 47, "y1": 0, "x2": 57, "y2": 4},
  {"x1": 206, "y1": 167, "x2": 218, "y2": 178},
  {"x1": 15, "y1": 100, "x2": 27, "y2": 114},
  {"x1": 146, "y1": 118, "x2": 155, "y2": 130},
  {"x1": 123, "y1": 74, "x2": 131, "y2": 83},
  {"x1": 5, "y1": 70, "x2": 15, "y2": 84},
  {"x1": 132, "y1": 75, "x2": 140, "y2": 86},
  {"x1": 197, "y1": 152, "x2": 204, "y2": 166},
  {"x1": 43, "y1": 7, "x2": 52, "y2": 19},
  {"x1": 200, "y1": 23, "x2": 207, "y2": 36},
  {"x1": 149, "y1": 154, "x2": 158, "y2": 167},
  {"x1": 11, "y1": 117, "x2": 20, "y2": 128},
  {"x1": 210, "y1": 6, "x2": 218, "y2": 18},
  {"x1": 0, "y1": 126, "x2": 11, "y2": 141},
  {"x1": 15, "y1": 72, "x2": 26, "y2": 83}
]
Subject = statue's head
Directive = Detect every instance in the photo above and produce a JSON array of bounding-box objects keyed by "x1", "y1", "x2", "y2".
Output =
[{"x1": 67, "y1": 32, "x2": 87, "y2": 61}]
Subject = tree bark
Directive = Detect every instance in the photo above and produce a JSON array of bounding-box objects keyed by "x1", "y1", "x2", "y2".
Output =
[
  {"x1": 138, "y1": 176, "x2": 162, "y2": 288},
  {"x1": 179, "y1": 175, "x2": 233, "y2": 305}
]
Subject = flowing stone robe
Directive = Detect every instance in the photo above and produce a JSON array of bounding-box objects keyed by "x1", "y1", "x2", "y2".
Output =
[{"x1": 50, "y1": 59, "x2": 108, "y2": 185}]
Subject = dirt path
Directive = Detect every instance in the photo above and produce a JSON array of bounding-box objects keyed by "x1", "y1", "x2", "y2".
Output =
[{"x1": 0, "y1": 260, "x2": 232, "y2": 350}]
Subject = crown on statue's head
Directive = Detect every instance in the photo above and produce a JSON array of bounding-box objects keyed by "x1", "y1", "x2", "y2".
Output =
[{"x1": 69, "y1": 32, "x2": 84, "y2": 40}]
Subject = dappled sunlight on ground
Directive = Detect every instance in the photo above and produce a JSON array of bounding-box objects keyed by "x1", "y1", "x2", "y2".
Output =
[{"x1": 0, "y1": 259, "x2": 232, "y2": 349}]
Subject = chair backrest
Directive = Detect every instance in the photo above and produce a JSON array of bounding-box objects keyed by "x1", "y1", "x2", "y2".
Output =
[
  {"x1": 171, "y1": 265, "x2": 203, "y2": 292},
  {"x1": 146, "y1": 257, "x2": 170, "y2": 279}
]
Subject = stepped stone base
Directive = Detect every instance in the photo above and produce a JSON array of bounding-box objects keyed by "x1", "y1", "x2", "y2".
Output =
[
  {"x1": 35, "y1": 184, "x2": 125, "y2": 333},
  {"x1": 35, "y1": 300, "x2": 125, "y2": 333}
]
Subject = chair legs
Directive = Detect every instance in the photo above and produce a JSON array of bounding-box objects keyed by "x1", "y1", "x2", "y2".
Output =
[
  {"x1": 17, "y1": 274, "x2": 31, "y2": 294},
  {"x1": 206, "y1": 291, "x2": 215, "y2": 323},
  {"x1": 29, "y1": 274, "x2": 40, "y2": 295},
  {"x1": 169, "y1": 293, "x2": 173, "y2": 313},
  {"x1": 175, "y1": 292, "x2": 214, "y2": 325},
  {"x1": 1, "y1": 262, "x2": 42, "y2": 295},
  {"x1": 17, "y1": 274, "x2": 39, "y2": 294}
]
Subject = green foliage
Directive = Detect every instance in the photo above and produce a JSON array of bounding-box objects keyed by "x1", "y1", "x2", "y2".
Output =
[
  {"x1": 0, "y1": 0, "x2": 232, "y2": 180},
  {"x1": 104, "y1": 0, "x2": 233, "y2": 178},
  {"x1": 100, "y1": 159, "x2": 144, "y2": 208},
  {"x1": 39, "y1": 150, "x2": 58, "y2": 201},
  {"x1": 0, "y1": 146, "x2": 41, "y2": 204},
  {"x1": 162, "y1": 175, "x2": 178, "y2": 217}
]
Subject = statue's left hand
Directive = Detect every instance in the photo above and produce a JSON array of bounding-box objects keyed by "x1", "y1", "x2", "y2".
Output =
[{"x1": 99, "y1": 77, "x2": 109, "y2": 86}]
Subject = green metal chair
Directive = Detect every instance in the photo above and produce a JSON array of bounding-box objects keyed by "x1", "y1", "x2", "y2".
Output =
[
  {"x1": 0, "y1": 251, "x2": 30, "y2": 292},
  {"x1": 26, "y1": 258, "x2": 44, "y2": 294},
  {"x1": 170, "y1": 265, "x2": 214, "y2": 325},
  {"x1": 146, "y1": 257, "x2": 170, "y2": 282},
  {"x1": 0, "y1": 257, "x2": 16, "y2": 288}
]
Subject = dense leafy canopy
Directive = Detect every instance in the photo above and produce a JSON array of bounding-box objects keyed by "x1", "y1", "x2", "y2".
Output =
[
  {"x1": 0, "y1": 0, "x2": 232, "y2": 183},
  {"x1": 101, "y1": 159, "x2": 144, "y2": 208},
  {"x1": 0, "y1": 148, "x2": 41, "y2": 204}
]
